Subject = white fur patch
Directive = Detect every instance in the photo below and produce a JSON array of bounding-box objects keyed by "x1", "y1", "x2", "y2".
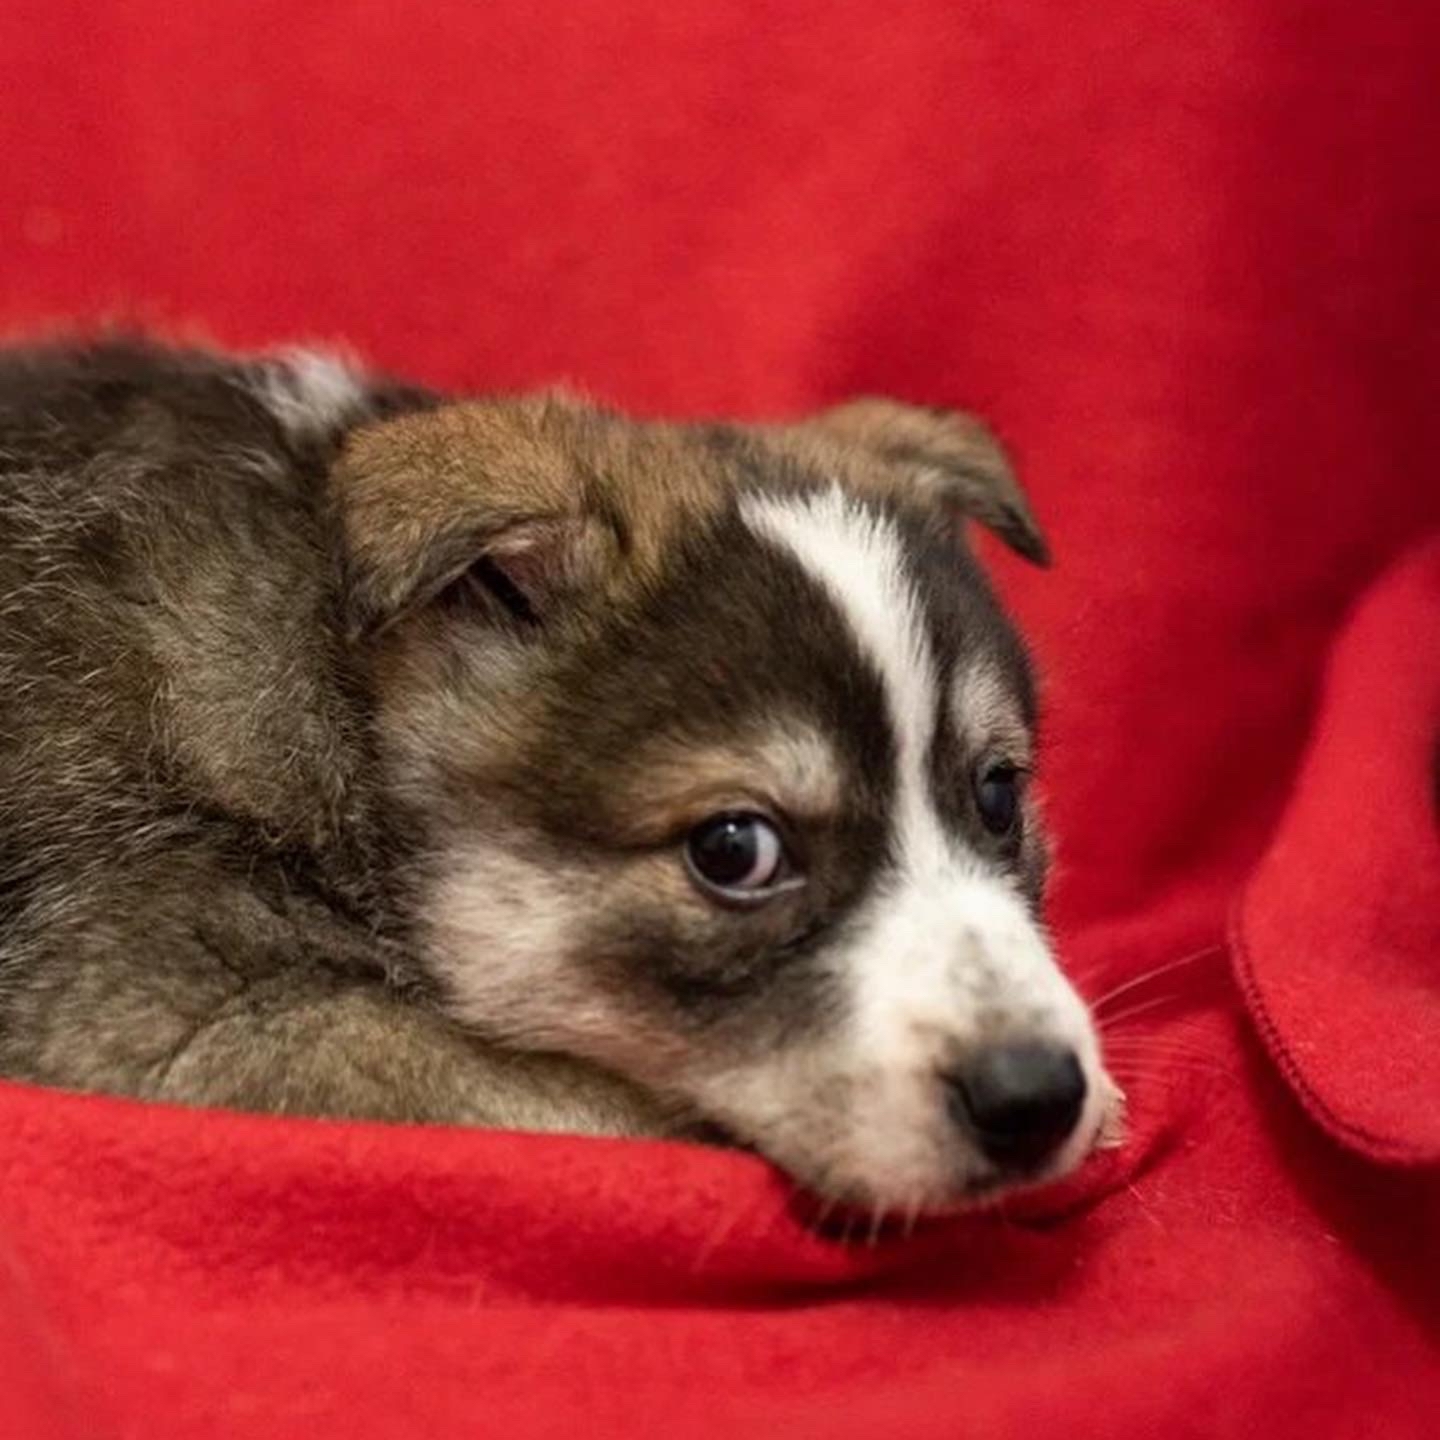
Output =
[
  {"x1": 742, "y1": 485, "x2": 1105, "y2": 1205},
  {"x1": 417, "y1": 486, "x2": 1106, "y2": 1210},
  {"x1": 424, "y1": 838, "x2": 688, "y2": 1081},
  {"x1": 743, "y1": 484, "x2": 939, "y2": 861},
  {"x1": 254, "y1": 347, "x2": 368, "y2": 440},
  {"x1": 425, "y1": 839, "x2": 618, "y2": 1049}
]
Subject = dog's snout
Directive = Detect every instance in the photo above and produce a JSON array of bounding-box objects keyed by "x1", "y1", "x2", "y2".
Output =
[{"x1": 946, "y1": 1041, "x2": 1087, "y2": 1170}]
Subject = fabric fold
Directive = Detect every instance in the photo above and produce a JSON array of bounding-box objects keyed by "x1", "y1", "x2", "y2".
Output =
[{"x1": 1234, "y1": 539, "x2": 1440, "y2": 1164}]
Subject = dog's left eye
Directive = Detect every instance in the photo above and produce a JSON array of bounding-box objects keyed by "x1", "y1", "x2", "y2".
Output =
[
  {"x1": 685, "y1": 813, "x2": 789, "y2": 900},
  {"x1": 974, "y1": 764, "x2": 1023, "y2": 836}
]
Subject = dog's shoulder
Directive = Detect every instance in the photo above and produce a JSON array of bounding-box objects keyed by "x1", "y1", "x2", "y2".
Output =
[{"x1": 0, "y1": 337, "x2": 421, "y2": 924}]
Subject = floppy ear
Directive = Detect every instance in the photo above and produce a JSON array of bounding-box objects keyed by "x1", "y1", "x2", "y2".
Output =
[
  {"x1": 794, "y1": 398, "x2": 1050, "y2": 565},
  {"x1": 329, "y1": 400, "x2": 617, "y2": 640}
]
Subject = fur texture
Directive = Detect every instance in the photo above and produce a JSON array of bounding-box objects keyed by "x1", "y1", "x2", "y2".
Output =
[{"x1": 0, "y1": 336, "x2": 1114, "y2": 1209}]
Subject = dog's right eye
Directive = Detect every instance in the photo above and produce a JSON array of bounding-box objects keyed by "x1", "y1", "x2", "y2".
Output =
[
  {"x1": 685, "y1": 813, "x2": 791, "y2": 902},
  {"x1": 974, "y1": 762, "x2": 1024, "y2": 837}
]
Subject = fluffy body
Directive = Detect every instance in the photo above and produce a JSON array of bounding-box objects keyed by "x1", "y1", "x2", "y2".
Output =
[{"x1": 0, "y1": 337, "x2": 1112, "y2": 1209}]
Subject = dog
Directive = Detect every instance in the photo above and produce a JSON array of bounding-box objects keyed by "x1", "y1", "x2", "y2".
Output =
[{"x1": 0, "y1": 337, "x2": 1118, "y2": 1215}]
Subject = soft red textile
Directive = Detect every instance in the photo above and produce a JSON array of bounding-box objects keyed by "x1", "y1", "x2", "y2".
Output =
[
  {"x1": 1236, "y1": 542, "x2": 1440, "y2": 1165},
  {"x1": 1, "y1": 2, "x2": 1437, "y2": 1436}
]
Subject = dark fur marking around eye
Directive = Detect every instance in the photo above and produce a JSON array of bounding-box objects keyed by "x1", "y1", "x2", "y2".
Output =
[
  {"x1": 594, "y1": 907, "x2": 845, "y2": 1037},
  {"x1": 504, "y1": 508, "x2": 899, "y2": 1032}
]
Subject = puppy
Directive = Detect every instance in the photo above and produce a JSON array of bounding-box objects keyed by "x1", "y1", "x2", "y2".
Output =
[{"x1": 0, "y1": 338, "x2": 1117, "y2": 1214}]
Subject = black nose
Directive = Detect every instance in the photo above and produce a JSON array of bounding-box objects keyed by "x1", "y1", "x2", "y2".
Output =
[{"x1": 947, "y1": 1043, "x2": 1087, "y2": 1170}]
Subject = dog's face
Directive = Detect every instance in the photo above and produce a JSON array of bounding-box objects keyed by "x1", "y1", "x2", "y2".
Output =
[{"x1": 335, "y1": 395, "x2": 1115, "y2": 1213}]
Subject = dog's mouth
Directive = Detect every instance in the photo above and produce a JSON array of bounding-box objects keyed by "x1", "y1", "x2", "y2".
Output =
[
  {"x1": 680, "y1": 1076, "x2": 1125, "y2": 1241},
  {"x1": 681, "y1": 1123, "x2": 1092, "y2": 1236}
]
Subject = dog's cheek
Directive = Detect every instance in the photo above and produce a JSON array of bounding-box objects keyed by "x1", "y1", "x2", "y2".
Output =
[
  {"x1": 418, "y1": 839, "x2": 648, "y2": 1051},
  {"x1": 585, "y1": 889, "x2": 780, "y2": 1018},
  {"x1": 577, "y1": 863, "x2": 843, "y2": 1047}
]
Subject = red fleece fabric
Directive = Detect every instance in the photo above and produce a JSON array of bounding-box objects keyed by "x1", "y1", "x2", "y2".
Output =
[{"x1": 1, "y1": 2, "x2": 1438, "y2": 1436}]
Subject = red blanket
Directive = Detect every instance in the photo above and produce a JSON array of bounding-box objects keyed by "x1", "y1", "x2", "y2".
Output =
[{"x1": 2, "y1": 2, "x2": 1437, "y2": 1435}]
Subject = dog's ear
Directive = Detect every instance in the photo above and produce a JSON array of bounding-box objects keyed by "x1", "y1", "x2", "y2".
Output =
[
  {"x1": 330, "y1": 400, "x2": 619, "y2": 641},
  {"x1": 788, "y1": 398, "x2": 1050, "y2": 566}
]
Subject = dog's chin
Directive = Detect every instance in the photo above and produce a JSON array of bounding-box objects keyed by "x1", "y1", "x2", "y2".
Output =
[
  {"x1": 778, "y1": 1157, "x2": 1096, "y2": 1241},
  {"x1": 668, "y1": 1071, "x2": 1123, "y2": 1233},
  {"x1": 703, "y1": 1117, "x2": 1112, "y2": 1237}
]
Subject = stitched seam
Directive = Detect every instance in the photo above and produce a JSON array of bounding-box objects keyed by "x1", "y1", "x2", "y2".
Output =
[{"x1": 1229, "y1": 892, "x2": 1438, "y2": 1167}]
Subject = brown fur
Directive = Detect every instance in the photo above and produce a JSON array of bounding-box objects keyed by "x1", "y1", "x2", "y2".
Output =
[
  {"x1": 336, "y1": 391, "x2": 1043, "y2": 637},
  {"x1": 0, "y1": 338, "x2": 1067, "y2": 1195},
  {"x1": 772, "y1": 398, "x2": 1049, "y2": 564}
]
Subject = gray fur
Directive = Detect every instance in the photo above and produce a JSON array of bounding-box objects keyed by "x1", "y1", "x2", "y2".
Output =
[
  {"x1": 0, "y1": 338, "x2": 672, "y2": 1134},
  {"x1": 0, "y1": 336, "x2": 1095, "y2": 1208}
]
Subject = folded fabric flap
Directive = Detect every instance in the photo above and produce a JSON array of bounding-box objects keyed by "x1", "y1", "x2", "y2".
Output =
[{"x1": 1234, "y1": 538, "x2": 1440, "y2": 1164}]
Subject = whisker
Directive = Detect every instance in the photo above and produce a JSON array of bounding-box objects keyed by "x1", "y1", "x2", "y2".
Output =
[
  {"x1": 1107, "y1": 1062, "x2": 1235, "y2": 1082},
  {"x1": 1105, "y1": 1059, "x2": 1235, "y2": 1078},
  {"x1": 1088, "y1": 944, "x2": 1225, "y2": 1013},
  {"x1": 1101, "y1": 1026, "x2": 1221, "y2": 1049},
  {"x1": 1102, "y1": 1013, "x2": 1213, "y2": 1034},
  {"x1": 1103, "y1": 1036, "x2": 1232, "y2": 1060},
  {"x1": 1126, "y1": 1181, "x2": 1166, "y2": 1234},
  {"x1": 1102, "y1": 1037, "x2": 1227, "y2": 1061},
  {"x1": 902, "y1": 1196, "x2": 921, "y2": 1241},
  {"x1": 810, "y1": 1193, "x2": 841, "y2": 1235},
  {"x1": 1102, "y1": 1025, "x2": 1217, "y2": 1050},
  {"x1": 1098, "y1": 991, "x2": 1204, "y2": 1031},
  {"x1": 866, "y1": 1206, "x2": 887, "y2": 1249},
  {"x1": 1106, "y1": 1053, "x2": 1238, "y2": 1080}
]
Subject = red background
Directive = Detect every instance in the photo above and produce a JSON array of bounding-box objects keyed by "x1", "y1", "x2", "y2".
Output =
[{"x1": 1, "y1": 2, "x2": 1437, "y2": 1436}]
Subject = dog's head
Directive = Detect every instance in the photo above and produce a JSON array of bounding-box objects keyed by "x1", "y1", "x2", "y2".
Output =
[{"x1": 333, "y1": 393, "x2": 1116, "y2": 1212}]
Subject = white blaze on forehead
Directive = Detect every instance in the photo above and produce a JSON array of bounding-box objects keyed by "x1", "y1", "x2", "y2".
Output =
[
  {"x1": 740, "y1": 485, "x2": 945, "y2": 867},
  {"x1": 741, "y1": 485, "x2": 1103, "y2": 1202}
]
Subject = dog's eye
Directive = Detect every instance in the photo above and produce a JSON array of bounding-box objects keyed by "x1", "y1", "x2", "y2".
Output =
[
  {"x1": 974, "y1": 764, "x2": 1023, "y2": 836},
  {"x1": 685, "y1": 813, "x2": 788, "y2": 900}
]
